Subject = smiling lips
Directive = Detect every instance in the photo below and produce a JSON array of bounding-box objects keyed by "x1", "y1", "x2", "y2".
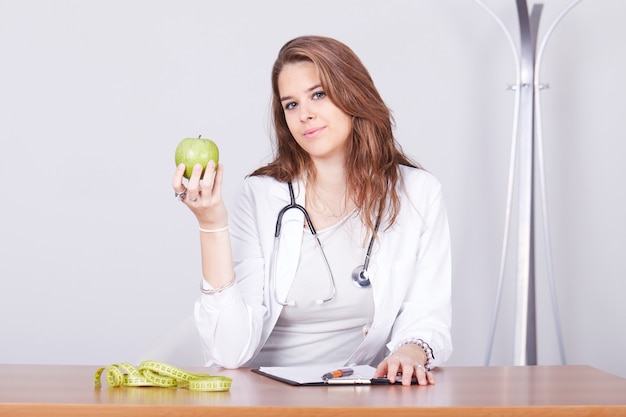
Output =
[{"x1": 303, "y1": 126, "x2": 325, "y2": 139}]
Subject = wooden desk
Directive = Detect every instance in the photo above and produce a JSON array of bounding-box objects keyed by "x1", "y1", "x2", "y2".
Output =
[{"x1": 1, "y1": 364, "x2": 624, "y2": 416}]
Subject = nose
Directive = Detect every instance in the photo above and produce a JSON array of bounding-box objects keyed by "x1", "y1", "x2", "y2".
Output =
[{"x1": 298, "y1": 103, "x2": 315, "y2": 122}]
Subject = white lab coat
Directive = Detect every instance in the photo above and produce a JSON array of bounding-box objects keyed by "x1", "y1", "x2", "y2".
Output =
[{"x1": 194, "y1": 165, "x2": 452, "y2": 369}]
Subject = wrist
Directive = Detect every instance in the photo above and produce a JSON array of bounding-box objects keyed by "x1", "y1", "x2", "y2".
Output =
[
  {"x1": 394, "y1": 338, "x2": 435, "y2": 371},
  {"x1": 200, "y1": 274, "x2": 236, "y2": 294},
  {"x1": 198, "y1": 218, "x2": 229, "y2": 233},
  {"x1": 198, "y1": 220, "x2": 228, "y2": 229},
  {"x1": 197, "y1": 212, "x2": 228, "y2": 231},
  {"x1": 199, "y1": 225, "x2": 229, "y2": 233}
]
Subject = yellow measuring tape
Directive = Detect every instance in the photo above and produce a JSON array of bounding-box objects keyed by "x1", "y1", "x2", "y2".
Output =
[{"x1": 94, "y1": 360, "x2": 232, "y2": 392}]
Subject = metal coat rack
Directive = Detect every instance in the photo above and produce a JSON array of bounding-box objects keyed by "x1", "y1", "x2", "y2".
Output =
[{"x1": 476, "y1": 0, "x2": 583, "y2": 366}]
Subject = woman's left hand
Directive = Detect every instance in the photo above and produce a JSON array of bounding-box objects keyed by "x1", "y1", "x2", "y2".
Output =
[{"x1": 374, "y1": 344, "x2": 435, "y2": 386}]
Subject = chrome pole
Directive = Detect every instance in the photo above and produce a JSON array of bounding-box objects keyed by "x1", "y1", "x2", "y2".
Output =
[
  {"x1": 513, "y1": 0, "x2": 541, "y2": 366},
  {"x1": 478, "y1": 0, "x2": 580, "y2": 366}
]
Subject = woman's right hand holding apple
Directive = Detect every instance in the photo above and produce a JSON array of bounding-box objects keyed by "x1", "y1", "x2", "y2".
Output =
[
  {"x1": 172, "y1": 160, "x2": 228, "y2": 229},
  {"x1": 173, "y1": 161, "x2": 235, "y2": 290}
]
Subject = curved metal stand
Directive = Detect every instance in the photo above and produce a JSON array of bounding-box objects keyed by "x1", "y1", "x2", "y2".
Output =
[{"x1": 476, "y1": 0, "x2": 582, "y2": 366}]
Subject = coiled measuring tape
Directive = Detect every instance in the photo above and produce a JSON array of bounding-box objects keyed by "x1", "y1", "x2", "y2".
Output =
[{"x1": 94, "y1": 360, "x2": 232, "y2": 392}]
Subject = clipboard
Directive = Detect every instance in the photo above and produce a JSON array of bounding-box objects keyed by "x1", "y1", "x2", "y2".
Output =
[{"x1": 251, "y1": 365, "x2": 418, "y2": 386}]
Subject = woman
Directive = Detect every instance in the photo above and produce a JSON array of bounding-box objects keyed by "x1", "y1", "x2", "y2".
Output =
[{"x1": 172, "y1": 35, "x2": 452, "y2": 386}]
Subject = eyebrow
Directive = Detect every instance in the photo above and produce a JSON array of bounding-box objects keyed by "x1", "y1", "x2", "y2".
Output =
[{"x1": 280, "y1": 84, "x2": 323, "y2": 102}]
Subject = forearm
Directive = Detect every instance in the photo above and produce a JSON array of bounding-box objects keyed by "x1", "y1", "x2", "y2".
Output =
[
  {"x1": 198, "y1": 225, "x2": 235, "y2": 289},
  {"x1": 195, "y1": 258, "x2": 267, "y2": 368}
]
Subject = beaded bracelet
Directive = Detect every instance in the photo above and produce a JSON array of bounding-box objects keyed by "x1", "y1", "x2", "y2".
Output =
[
  {"x1": 200, "y1": 275, "x2": 236, "y2": 295},
  {"x1": 394, "y1": 338, "x2": 435, "y2": 371}
]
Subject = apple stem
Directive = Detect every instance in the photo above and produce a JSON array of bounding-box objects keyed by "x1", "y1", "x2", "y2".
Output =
[{"x1": 198, "y1": 134, "x2": 202, "y2": 138}]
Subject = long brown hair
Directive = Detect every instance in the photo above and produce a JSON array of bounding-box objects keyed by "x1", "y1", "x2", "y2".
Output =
[{"x1": 251, "y1": 35, "x2": 420, "y2": 235}]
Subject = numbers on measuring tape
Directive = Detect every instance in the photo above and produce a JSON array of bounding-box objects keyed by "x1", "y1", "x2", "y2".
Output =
[{"x1": 94, "y1": 360, "x2": 232, "y2": 392}]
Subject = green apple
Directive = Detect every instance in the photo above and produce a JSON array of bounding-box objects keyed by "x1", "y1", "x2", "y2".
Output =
[{"x1": 174, "y1": 136, "x2": 219, "y2": 179}]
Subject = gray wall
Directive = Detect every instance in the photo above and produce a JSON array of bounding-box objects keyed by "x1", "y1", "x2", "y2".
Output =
[{"x1": 1, "y1": 0, "x2": 624, "y2": 378}]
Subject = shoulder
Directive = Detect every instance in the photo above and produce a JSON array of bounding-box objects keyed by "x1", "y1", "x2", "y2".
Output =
[
  {"x1": 240, "y1": 174, "x2": 276, "y2": 193},
  {"x1": 234, "y1": 175, "x2": 290, "y2": 209},
  {"x1": 237, "y1": 174, "x2": 286, "y2": 194},
  {"x1": 395, "y1": 165, "x2": 447, "y2": 227},
  {"x1": 398, "y1": 165, "x2": 443, "y2": 197}
]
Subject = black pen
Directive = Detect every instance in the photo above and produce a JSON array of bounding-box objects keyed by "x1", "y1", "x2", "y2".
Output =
[{"x1": 321, "y1": 368, "x2": 354, "y2": 381}]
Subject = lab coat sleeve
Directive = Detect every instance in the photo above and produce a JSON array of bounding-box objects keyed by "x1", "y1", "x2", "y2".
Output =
[
  {"x1": 193, "y1": 178, "x2": 268, "y2": 368},
  {"x1": 386, "y1": 173, "x2": 453, "y2": 366}
]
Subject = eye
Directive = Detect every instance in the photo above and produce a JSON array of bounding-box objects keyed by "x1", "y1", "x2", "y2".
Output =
[
  {"x1": 312, "y1": 91, "x2": 326, "y2": 100},
  {"x1": 284, "y1": 101, "x2": 297, "y2": 110}
]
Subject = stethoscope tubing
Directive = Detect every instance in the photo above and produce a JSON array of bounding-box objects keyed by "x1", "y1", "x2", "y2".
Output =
[{"x1": 271, "y1": 182, "x2": 376, "y2": 307}]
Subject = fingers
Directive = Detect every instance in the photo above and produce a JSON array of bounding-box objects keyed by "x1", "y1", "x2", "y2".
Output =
[
  {"x1": 198, "y1": 160, "x2": 219, "y2": 196},
  {"x1": 173, "y1": 161, "x2": 223, "y2": 204},
  {"x1": 187, "y1": 161, "x2": 217, "y2": 198},
  {"x1": 209, "y1": 161, "x2": 224, "y2": 196},
  {"x1": 172, "y1": 163, "x2": 187, "y2": 193},
  {"x1": 395, "y1": 365, "x2": 433, "y2": 386},
  {"x1": 172, "y1": 163, "x2": 205, "y2": 202},
  {"x1": 185, "y1": 164, "x2": 205, "y2": 202},
  {"x1": 374, "y1": 360, "x2": 400, "y2": 384},
  {"x1": 375, "y1": 357, "x2": 407, "y2": 385},
  {"x1": 413, "y1": 365, "x2": 435, "y2": 386},
  {"x1": 387, "y1": 363, "x2": 401, "y2": 385},
  {"x1": 426, "y1": 369, "x2": 435, "y2": 385},
  {"x1": 375, "y1": 357, "x2": 435, "y2": 386}
]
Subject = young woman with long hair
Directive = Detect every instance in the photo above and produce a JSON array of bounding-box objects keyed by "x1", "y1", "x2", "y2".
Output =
[{"x1": 172, "y1": 35, "x2": 452, "y2": 386}]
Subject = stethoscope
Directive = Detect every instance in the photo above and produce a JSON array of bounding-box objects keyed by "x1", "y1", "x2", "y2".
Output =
[{"x1": 271, "y1": 182, "x2": 378, "y2": 306}]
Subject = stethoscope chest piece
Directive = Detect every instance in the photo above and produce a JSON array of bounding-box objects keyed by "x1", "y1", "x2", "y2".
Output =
[{"x1": 351, "y1": 265, "x2": 371, "y2": 288}]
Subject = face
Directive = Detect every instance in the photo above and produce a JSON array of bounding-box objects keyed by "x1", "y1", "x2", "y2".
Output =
[{"x1": 277, "y1": 61, "x2": 352, "y2": 165}]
